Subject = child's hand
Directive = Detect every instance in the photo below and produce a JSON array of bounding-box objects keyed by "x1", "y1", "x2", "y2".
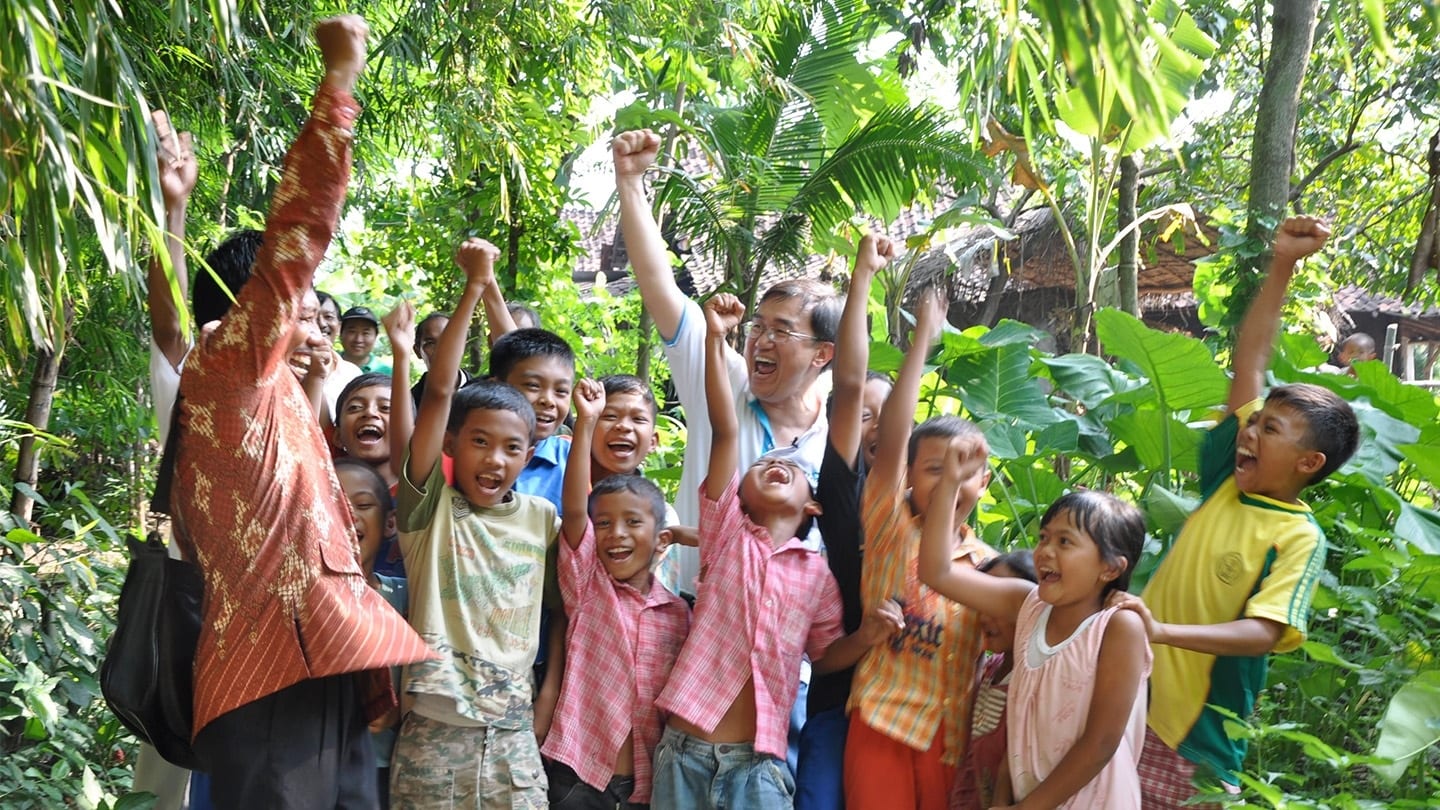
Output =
[
  {"x1": 1108, "y1": 592, "x2": 1163, "y2": 643},
  {"x1": 914, "y1": 285, "x2": 948, "y2": 345},
  {"x1": 1272, "y1": 215, "x2": 1330, "y2": 265},
  {"x1": 945, "y1": 433, "x2": 988, "y2": 485},
  {"x1": 382, "y1": 299, "x2": 416, "y2": 356},
  {"x1": 302, "y1": 343, "x2": 337, "y2": 384},
  {"x1": 704, "y1": 293, "x2": 746, "y2": 338},
  {"x1": 667, "y1": 525, "x2": 699, "y2": 547},
  {"x1": 858, "y1": 598, "x2": 905, "y2": 647},
  {"x1": 455, "y1": 237, "x2": 501, "y2": 291},
  {"x1": 151, "y1": 111, "x2": 197, "y2": 208},
  {"x1": 613, "y1": 130, "x2": 661, "y2": 179},
  {"x1": 571, "y1": 378, "x2": 606, "y2": 426},
  {"x1": 853, "y1": 234, "x2": 896, "y2": 278},
  {"x1": 314, "y1": 15, "x2": 368, "y2": 88}
]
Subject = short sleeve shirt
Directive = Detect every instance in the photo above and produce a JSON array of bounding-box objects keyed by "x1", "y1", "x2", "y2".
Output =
[
  {"x1": 1142, "y1": 402, "x2": 1326, "y2": 782},
  {"x1": 397, "y1": 454, "x2": 560, "y2": 727},
  {"x1": 656, "y1": 474, "x2": 843, "y2": 760}
]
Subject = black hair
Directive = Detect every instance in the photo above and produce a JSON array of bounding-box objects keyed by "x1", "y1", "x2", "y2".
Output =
[
  {"x1": 193, "y1": 229, "x2": 263, "y2": 327},
  {"x1": 1040, "y1": 491, "x2": 1146, "y2": 596},
  {"x1": 449, "y1": 379, "x2": 537, "y2": 442},
  {"x1": 600, "y1": 374, "x2": 659, "y2": 416},
  {"x1": 1264, "y1": 383, "x2": 1361, "y2": 485},
  {"x1": 759, "y1": 279, "x2": 842, "y2": 343},
  {"x1": 333, "y1": 457, "x2": 394, "y2": 512},
  {"x1": 589, "y1": 474, "x2": 667, "y2": 527},
  {"x1": 488, "y1": 328, "x2": 576, "y2": 382},
  {"x1": 316, "y1": 290, "x2": 338, "y2": 311},
  {"x1": 416, "y1": 312, "x2": 448, "y2": 333},
  {"x1": 507, "y1": 302, "x2": 542, "y2": 330},
  {"x1": 825, "y1": 370, "x2": 893, "y2": 418},
  {"x1": 978, "y1": 549, "x2": 1037, "y2": 583},
  {"x1": 336, "y1": 373, "x2": 391, "y2": 417},
  {"x1": 907, "y1": 414, "x2": 984, "y2": 466}
]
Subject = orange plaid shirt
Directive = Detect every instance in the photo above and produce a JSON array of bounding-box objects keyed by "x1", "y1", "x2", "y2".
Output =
[{"x1": 849, "y1": 482, "x2": 995, "y2": 765}]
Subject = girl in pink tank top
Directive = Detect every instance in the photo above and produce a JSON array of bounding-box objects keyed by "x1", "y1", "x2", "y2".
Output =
[{"x1": 917, "y1": 437, "x2": 1151, "y2": 809}]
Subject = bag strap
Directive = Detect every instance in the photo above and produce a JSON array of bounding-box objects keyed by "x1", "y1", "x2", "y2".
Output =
[{"x1": 151, "y1": 396, "x2": 182, "y2": 516}]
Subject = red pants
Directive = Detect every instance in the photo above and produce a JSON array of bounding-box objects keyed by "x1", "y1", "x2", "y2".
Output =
[{"x1": 844, "y1": 714, "x2": 955, "y2": 810}]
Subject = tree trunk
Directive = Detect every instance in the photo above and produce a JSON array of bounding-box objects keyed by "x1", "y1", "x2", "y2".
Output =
[
  {"x1": 9, "y1": 346, "x2": 62, "y2": 525},
  {"x1": 1406, "y1": 127, "x2": 1440, "y2": 294},
  {"x1": 1241, "y1": 0, "x2": 1321, "y2": 278},
  {"x1": 1117, "y1": 154, "x2": 1140, "y2": 316}
]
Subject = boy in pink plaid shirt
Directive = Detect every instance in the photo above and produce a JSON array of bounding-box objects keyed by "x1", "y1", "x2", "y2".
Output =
[
  {"x1": 541, "y1": 378, "x2": 691, "y2": 809},
  {"x1": 651, "y1": 293, "x2": 904, "y2": 810}
]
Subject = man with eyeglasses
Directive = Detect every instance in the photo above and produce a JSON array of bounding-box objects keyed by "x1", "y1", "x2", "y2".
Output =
[
  {"x1": 614, "y1": 128, "x2": 843, "y2": 789},
  {"x1": 613, "y1": 129, "x2": 841, "y2": 560}
]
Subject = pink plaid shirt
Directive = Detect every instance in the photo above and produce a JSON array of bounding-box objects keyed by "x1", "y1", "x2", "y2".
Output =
[
  {"x1": 541, "y1": 522, "x2": 690, "y2": 803},
  {"x1": 656, "y1": 474, "x2": 844, "y2": 760}
]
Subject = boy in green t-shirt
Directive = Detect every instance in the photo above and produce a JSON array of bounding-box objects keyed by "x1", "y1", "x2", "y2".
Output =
[
  {"x1": 389, "y1": 238, "x2": 560, "y2": 810},
  {"x1": 1116, "y1": 216, "x2": 1360, "y2": 808}
]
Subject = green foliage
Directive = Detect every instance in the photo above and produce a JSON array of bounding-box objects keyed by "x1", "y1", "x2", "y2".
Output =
[
  {"x1": 899, "y1": 305, "x2": 1440, "y2": 802},
  {"x1": 0, "y1": 518, "x2": 136, "y2": 809}
]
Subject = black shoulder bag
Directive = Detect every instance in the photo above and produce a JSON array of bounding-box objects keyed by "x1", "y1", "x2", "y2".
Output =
[{"x1": 101, "y1": 398, "x2": 204, "y2": 769}]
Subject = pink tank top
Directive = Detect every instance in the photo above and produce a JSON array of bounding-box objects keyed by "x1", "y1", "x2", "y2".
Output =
[{"x1": 1006, "y1": 591, "x2": 1151, "y2": 808}]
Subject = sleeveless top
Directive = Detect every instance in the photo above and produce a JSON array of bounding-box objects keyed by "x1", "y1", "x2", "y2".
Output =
[{"x1": 1006, "y1": 592, "x2": 1151, "y2": 807}]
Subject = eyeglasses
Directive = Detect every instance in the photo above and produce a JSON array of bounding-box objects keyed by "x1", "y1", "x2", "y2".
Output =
[{"x1": 740, "y1": 320, "x2": 821, "y2": 344}]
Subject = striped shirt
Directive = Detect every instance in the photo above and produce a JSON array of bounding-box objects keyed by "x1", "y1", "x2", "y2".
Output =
[
  {"x1": 850, "y1": 483, "x2": 995, "y2": 765},
  {"x1": 174, "y1": 84, "x2": 433, "y2": 737},
  {"x1": 542, "y1": 523, "x2": 690, "y2": 803},
  {"x1": 656, "y1": 474, "x2": 844, "y2": 760}
]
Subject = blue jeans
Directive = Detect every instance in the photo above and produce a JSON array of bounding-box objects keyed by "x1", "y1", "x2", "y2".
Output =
[
  {"x1": 652, "y1": 727, "x2": 795, "y2": 809},
  {"x1": 794, "y1": 706, "x2": 848, "y2": 810}
]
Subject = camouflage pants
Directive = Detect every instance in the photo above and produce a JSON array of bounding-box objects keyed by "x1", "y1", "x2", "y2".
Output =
[{"x1": 389, "y1": 713, "x2": 547, "y2": 810}]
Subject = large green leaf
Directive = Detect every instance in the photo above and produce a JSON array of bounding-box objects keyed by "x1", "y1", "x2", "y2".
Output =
[
  {"x1": 946, "y1": 343, "x2": 1060, "y2": 430},
  {"x1": 1040, "y1": 352, "x2": 1144, "y2": 409},
  {"x1": 1395, "y1": 502, "x2": 1440, "y2": 555},
  {"x1": 1352, "y1": 361, "x2": 1440, "y2": 426},
  {"x1": 1345, "y1": 401, "x2": 1419, "y2": 481},
  {"x1": 1108, "y1": 407, "x2": 1204, "y2": 474},
  {"x1": 1095, "y1": 309, "x2": 1228, "y2": 413},
  {"x1": 1372, "y1": 670, "x2": 1440, "y2": 784}
]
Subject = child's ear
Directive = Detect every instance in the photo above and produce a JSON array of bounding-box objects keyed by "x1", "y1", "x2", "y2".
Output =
[
  {"x1": 525, "y1": 444, "x2": 537, "y2": 465},
  {"x1": 656, "y1": 527, "x2": 675, "y2": 552},
  {"x1": 804, "y1": 498, "x2": 824, "y2": 518},
  {"x1": 384, "y1": 510, "x2": 397, "y2": 538},
  {"x1": 1296, "y1": 449, "x2": 1326, "y2": 479},
  {"x1": 442, "y1": 432, "x2": 456, "y2": 458},
  {"x1": 646, "y1": 432, "x2": 659, "y2": 454},
  {"x1": 1101, "y1": 554, "x2": 1129, "y2": 583}
]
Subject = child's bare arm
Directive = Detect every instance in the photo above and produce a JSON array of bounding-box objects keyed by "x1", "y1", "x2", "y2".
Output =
[
  {"x1": 917, "y1": 435, "x2": 1030, "y2": 619},
  {"x1": 870, "y1": 287, "x2": 946, "y2": 491},
  {"x1": 704, "y1": 294, "x2": 745, "y2": 501},
  {"x1": 147, "y1": 111, "x2": 197, "y2": 370},
  {"x1": 411, "y1": 239, "x2": 495, "y2": 482},
  {"x1": 384, "y1": 300, "x2": 417, "y2": 470},
  {"x1": 812, "y1": 597, "x2": 903, "y2": 675},
  {"x1": 473, "y1": 256, "x2": 519, "y2": 347},
  {"x1": 1110, "y1": 592, "x2": 1285, "y2": 656},
  {"x1": 562, "y1": 379, "x2": 605, "y2": 547},
  {"x1": 1003, "y1": 610, "x2": 1147, "y2": 810},
  {"x1": 1227, "y1": 216, "x2": 1330, "y2": 414},
  {"x1": 831, "y1": 235, "x2": 892, "y2": 465},
  {"x1": 613, "y1": 130, "x2": 688, "y2": 340}
]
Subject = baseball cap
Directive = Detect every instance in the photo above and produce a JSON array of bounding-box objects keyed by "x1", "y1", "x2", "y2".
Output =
[{"x1": 340, "y1": 306, "x2": 379, "y2": 327}]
